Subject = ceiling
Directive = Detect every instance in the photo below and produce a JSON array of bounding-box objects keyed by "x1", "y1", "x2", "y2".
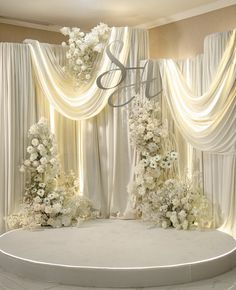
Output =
[{"x1": 0, "y1": 0, "x2": 235, "y2": 32}]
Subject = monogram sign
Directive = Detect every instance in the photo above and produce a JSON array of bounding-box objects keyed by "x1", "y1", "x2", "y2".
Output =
[{"x1": 96, "y1": 40, "x2": 162, "y2": 107}]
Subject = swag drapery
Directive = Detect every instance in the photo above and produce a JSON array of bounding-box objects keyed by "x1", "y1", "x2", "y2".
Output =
[{"x1": 160, "y1": 30, "x2": 236, "y2": 154}]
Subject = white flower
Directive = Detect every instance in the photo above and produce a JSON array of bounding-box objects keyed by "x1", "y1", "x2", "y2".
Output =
[
  {"x1": 30, "y1": 153, "x2": 38, "y2": 161},
  {"x1": 32, "y1": 160, "x2": 39, "y2": 167},
  {"x1": 37, "y1": 165, "x2": 45, "y2": 173},
  {"x1": 27, "y1": 146, "x2": 35, "y2": 153},
  {"x1": 42, "y1": 139, "x2": 48, "y2": 146},
  {"x1": 37, "y1": 189, "x2": 45, "y2": 197},
  {"x1": 40, "y1": 157, "x2": 47, "y2": 165},
  {"x1": 29, "y1": 124, "x2": 38, "y2": 135},
  {"x1": 138, "y1": 186, "x2": 146, "y2": 196},
  {"x1": 144, "y1": 132, "x2": 153, "y2": 140},
  {"x1": 43, "y1": 198, "x2": 50, "y2": 205},
  {"x1": 170, "y1": 151, "x2": 178, "y2": 160},
  {"x1": 93, "y1": 43, "x2": 104, "y2": 53},
  {"x1": 154, "y1": 155, "x2": 161, "y2": 162},
  {"x1": 39, "y1": 183, "x2": 46, "y2": 188},
  {"x1": 34, "y1": 196, "x2": 42, "y2": 203},
  {"x1": 52, "y1": 203, "x2": 62, "y2": 214},
  {"x1": 31, "y1": 138, "x2": 39, "y2": 147},
  {"x1": 60, "y1": 27, "x2": 70, "y2": 36},
  {"x1": 61, "y1": 41, "x2": 67, "y2": 47},
  {"x1": 85, "y1": 74, "x2": 91, "y2": 80},
  {"x1": 37, "y1": 144, "x2": 45, "y2": 151},
  {"x1": 76, "y1": 59, "x2": 83, "y2": 65},
  {"x1": 143, "y1": 159, "x2": 149, "y2": 167},
  {"x1": 149, "y1": 161, "x2": 157, "y2": 169},
  {"x1": 19, "y1": 165, "x2": 25, "y2": 172},
  {"x1": 81, "y1": 65, "x2": 87, "y2": 71},
  {"x1": 45, "y1": 206, "x2": 53, "y2": 214},
  {"x1": 147, "y1": 143, "x2": 158, "y2": 152}
]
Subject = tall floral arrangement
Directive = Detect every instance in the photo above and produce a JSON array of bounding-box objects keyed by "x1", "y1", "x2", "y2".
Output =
[
  {"x1": 7, "y1": 118, "x2": 96, "y2": 229},
  {"x1": 128, "y1": 97, "x2": 212, "y2": 230},
  {"x1": 60, "y1": 23, "x2": 110, "y2": 85}
]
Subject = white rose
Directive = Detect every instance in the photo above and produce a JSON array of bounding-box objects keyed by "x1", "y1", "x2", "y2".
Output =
[
  {"x1": 31, "y1": 138, "x2": 39, "y2": 147},
  {"x1": 27, "y1": 146, "x2": 35, "y2": 153},
  {"x1": 32, "y1": 160, "x2": 39, "y2": 167},
  {"x1": 42, "y1": 139, "x2": 48, "y2": 146},
  {"x1": 60, "y1": 27, "x2": 70, "y2": 36},
  {"x1": 37, "y1": 144, "x2": 45, "y2": 151},
  {"x1": 37, "y1": 165, "x2": 45, "y2": 173},
  {"x1": 34, "y1": 196, "x2": 42, "y2": 203},
  {"x1": 40, "y1": 157, "x2": 48, "y2": 165},
  {"x1": 30, "y1": 152, "x2": 38, "y2": 161},
  {"x1": 76, "y1": 59, "x2": 83, "y2": 65}
]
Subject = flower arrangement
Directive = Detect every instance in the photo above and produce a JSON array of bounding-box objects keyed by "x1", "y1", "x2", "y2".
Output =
[
  {"x1": 60, "y1": 23, "x2": 110, "y2": 85},
  {"x1": 7, "y1": 118, "x2": 96, "y2": 229},
  {"x1": 128, "y1": 96, "x2": 211, "y2": 230}
]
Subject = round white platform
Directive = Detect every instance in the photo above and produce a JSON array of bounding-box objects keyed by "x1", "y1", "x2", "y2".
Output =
[{"x1": 0, "y1": 219, "x2": 235, "y2": 287}]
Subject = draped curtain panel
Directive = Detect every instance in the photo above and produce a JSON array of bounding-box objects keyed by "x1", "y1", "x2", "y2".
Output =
[
  {"x1": 153, "y1": 29, "x2": 236, "y2": 237},
  {"x1": 0, "y1": 43, "x2": 36, "y2": 233}
]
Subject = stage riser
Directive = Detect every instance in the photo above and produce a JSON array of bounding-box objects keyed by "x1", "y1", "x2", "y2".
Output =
[{"x1": 0, "y1": 249, "x2": 235, "y2": 287}]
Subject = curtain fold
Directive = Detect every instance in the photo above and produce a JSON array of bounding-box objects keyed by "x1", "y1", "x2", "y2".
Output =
[
  {"x1": 25, "y1": 27, "x2": 133, "y2": 120},
  {"x1": 160, "y1": 29, "x2": 236, "y2": 153}
]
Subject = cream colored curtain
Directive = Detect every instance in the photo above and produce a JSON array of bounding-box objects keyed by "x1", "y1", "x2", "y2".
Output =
[
  {"x1": 25, "y1": 27, "x2": 132, "y2": 120},
  {"x1": 160, "y1": 29, "x2": 236, "y2": 154},
  {"x1": 0, "y1": 43, "x2": 36, "y2": 233},
  {"x1": 81, "y1": 29, "x2": 149, "y2": 216},
  {"x1": 153, "y1": 29, "x2": 236, "y2": 237}
]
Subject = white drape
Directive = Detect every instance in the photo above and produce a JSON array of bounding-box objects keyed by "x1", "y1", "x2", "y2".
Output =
[
  {"x1": 0, "y1": 43, "x2": 36, "y2": 233},
  {"x1": 25, "y1": 27, "x2": 133, "y2": 120},
  {"x1": 160, "y1": 29, "x2": 236, "y2": 154},
  {"x1": 152, "y1": 29, "x2": 236, "y2": 237},
  {"x1": 81, "y1": 29, "x2": 149, "y2": 216}
]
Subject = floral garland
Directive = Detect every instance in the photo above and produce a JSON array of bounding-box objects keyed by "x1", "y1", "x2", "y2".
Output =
[
  {"x1": 60, "y1": 23, "x2": 110, "y2": 85},
  {"x1": 128, "y1": 97, "x2": 212, "y2": 230},
  {"x1": 7, "y1": 118, "x2": 96, "y2": 229}
]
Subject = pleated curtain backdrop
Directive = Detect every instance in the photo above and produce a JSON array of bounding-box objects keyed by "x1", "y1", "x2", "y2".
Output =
[{"x1": 0, "y1": 29, "x2": 235, "y2": 237}]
